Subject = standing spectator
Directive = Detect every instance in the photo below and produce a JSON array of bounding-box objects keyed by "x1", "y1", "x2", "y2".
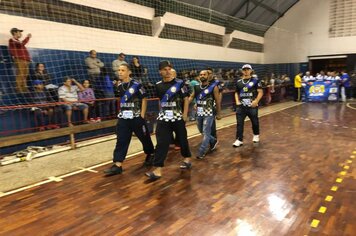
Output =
[
  {"x1": 188, "y1": 75, "x2": 199, "y2": 121},
  {"x1": 294, "y1": 72, "x2": 303, "y2": 101},
  {"x1": 130, "y1": 56, "x2": 144, "y2": 81},
  {"x1": 8, "y1": 28, "x2": 32, "y2": 93},
  {"x1": 58, "y1": 77, "x2": 90, "y2": 126},
  {"x1": 85, "y1": 50, "x2": 104, "y2": 84},
  {"x1": 30, "y1": 80, "x2": 60, "y2": 130},
  {"x1": 78, "y1": 80, "x2": 100, "y2": 122},
  {"x1": 303, "y1": 71, "x2": 315, "y2": 83},
  {"x1": 340, "y1": 70, "x2": 351, "y2": 102},
  {"x1": 112, "y1": 53, "x2": 127, "y2": 78}
]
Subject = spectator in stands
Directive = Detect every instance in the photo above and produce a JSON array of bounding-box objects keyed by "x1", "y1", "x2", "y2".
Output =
[
  {"x1": 85, "y1": 50, "x2": 104, "y2": 84},
  {"x1": 8, "y1": 28, "x2": 32, "y2": 93},
  {"x1": 141, "y1": 67, "x2": 155, "y2": 97},
  {"x1": 58, "y1": 77, "x2": 90, "y2": 126},
  {"x1": 78, "y1": 80, "x2": 100, "y2": 122},
  {"x1": 30, "y1": 80, "x2": 60, "y2": 130},
  {"x1": 112, "y1": 52, "x2": 127, "y2": 78},
  {"x1": 294, "y1": 72, "x2": 303, "y2": 101},
  {"x1": 188, "y1": 75, "x2": 199, "y2": 121},
  {"x1": 33, "y1": 63, "x2": 58, "y2": 100},
  {"x1": 269, "y1": 74, "x2": 276, "y2": 93},
  {"x1": 96, "y1": 67, "x2": 116, "y2": 119},
  {"x1": 130, "y1": 56, "x2": 144, "y2": 81}
]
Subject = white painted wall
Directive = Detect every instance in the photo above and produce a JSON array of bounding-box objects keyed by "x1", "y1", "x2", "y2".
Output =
[
  {"x1": 264, "y1": 0, "x2": 356, "y2": 63},
  {"x1": 0, "y1": 14, "x2": 263, "y2": 63}
]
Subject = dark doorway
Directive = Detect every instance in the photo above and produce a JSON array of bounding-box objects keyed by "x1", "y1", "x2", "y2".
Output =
[{"x1": 310, "y1": 57, "x2": 347, "y2": 74}]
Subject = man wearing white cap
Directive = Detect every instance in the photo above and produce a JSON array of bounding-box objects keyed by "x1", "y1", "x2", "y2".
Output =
[{"x1": 233, "y1": 64, "x2": 263, "y2": 147}]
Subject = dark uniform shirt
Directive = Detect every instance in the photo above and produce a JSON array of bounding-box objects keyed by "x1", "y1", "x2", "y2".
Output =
[
  {"x1": 194, "y1": 83, "x2": 216, "y2": 117},
  {"x1": 236, "y1": 77, "x2": 262, "y2": 107},
  {"x1": 116, "y1": 79, "x2": 146, "y2": 119},
  {"x1": 156, "y1": 78, "x2": 189, "y2": 122}
]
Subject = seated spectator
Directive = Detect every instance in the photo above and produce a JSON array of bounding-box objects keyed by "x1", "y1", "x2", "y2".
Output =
[
  {"x1": 85, "y1": 50, "x2": 104, "y2": 84},
  {"x1": 33, "y1": 63, "x2": 58, "y2": 100},
  {"x1": 112, "y1": 52, "x2": 127, "y2": 78},
  {"x1": 30, "y1": 80, "x2": 60, "y2": 131},
  {"x1": 58, "y1": 77, "x2": 90, "y2": 126},
  {"x1": 78, "y1": 80, "x2": 100, "y2": 122}
]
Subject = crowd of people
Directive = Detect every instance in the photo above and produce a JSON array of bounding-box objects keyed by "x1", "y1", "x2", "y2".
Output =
[
  {"x1": 6, "y1": 27, "x2": 356, "y2": 134},
  {"x1": 293, "y1": 70, "x2": 355, "y2": 102},
  {"x1": 103, "y1": 61, "x2": 262, "y2": 180}
]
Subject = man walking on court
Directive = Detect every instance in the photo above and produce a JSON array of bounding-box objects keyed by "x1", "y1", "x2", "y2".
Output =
[
  {"x1": 190, "y1": 70, "x2": 221, "y2": 159},
  {"x1": 145, "y1": 60, "x2": 192, "y2": 180},
  {"x1": 233, "y1": 64, "x2": 263, "y2": 147},
  {"x1": 104, "y1": 64, "x2": 154, "y2": 176}
]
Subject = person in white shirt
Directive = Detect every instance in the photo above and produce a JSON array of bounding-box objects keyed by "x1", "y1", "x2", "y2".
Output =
[
  {"x1": 302, "y1": 71, "x2": 315, "y2": 83},
  {"x1": 58, "y1": 77, "x2": 90, "y2": 126},
  {"x1": 316, "y1": 70, "x2": 327, "y2": 81}
]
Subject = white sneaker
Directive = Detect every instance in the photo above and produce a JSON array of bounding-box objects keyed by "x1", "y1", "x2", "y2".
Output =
[
  {"x1": 233, "y1": 139, "x2": 243, "y2": 147},
  {"x1": 253, "y1": 135, "x2": 260, "y2": 143}
]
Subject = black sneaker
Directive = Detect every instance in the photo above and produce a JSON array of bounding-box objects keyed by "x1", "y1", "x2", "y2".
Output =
[
  {"x1": 143, "y1": 154, "x2": 154, "y2": 166},
  {"x1": 210, "y1": 140, "x2": 219, "y2": 151},
  {"x1": 104, "y1": 165, "x2": 123, "y2": 176}
]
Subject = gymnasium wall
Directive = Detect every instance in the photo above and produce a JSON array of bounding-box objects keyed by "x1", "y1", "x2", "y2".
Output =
[{"x1": 264, "y1": 0, "x2": 356, "y2": 63}]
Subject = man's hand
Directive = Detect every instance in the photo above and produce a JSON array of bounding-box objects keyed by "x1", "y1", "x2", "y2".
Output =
[
  {"x1": 27, "y1": 33, "x2": 32, "y2": 38},
  {"x1": 141, "y1": 113, "x2": 145, "y2": 119},
  {"x1": 251, "y1": 100, "x2": 259, "y2": 108},
  {"x1": 216, "y1": 114, "x2": 222, "y2": 120},
  {"x1": 236, "y1": 101, "x2": 242, "y2": 106}
]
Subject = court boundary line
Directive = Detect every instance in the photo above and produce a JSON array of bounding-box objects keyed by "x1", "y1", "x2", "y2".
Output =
[
  {"x1": 346, "y1": 102, "x2": 356, "y2": 110},
  {"x1": 0, "y1": 102, "x2": 301, "y2": 198}
]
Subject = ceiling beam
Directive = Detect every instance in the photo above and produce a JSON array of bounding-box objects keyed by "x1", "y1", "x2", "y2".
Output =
[
  {"x1": 249, "y1": 0, "x2": 283, "y2": 16},
  {"x1": 230, "y1": 0, "x2": 250, "y2": 17}
]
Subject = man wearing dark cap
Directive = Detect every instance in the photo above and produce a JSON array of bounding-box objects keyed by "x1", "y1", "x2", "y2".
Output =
[
  {"x1": 8, "y1": 28, "x2": 32, "y2": 93},
  {"x1": 145, "y1": 60, "x2": 192, "y2": 180},
  {"x1": 233, "y1": 64, "x2": 263, "y2": 147}
]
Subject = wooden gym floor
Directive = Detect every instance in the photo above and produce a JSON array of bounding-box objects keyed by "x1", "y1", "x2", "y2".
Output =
[{"x1": 0, "y1": 102, "x2": 355, "y2": 236}]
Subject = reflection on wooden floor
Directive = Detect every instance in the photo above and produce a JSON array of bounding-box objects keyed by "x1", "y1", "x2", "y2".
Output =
[{"x1": 0, "y1": 103, "x2": 355, "y2": 235}]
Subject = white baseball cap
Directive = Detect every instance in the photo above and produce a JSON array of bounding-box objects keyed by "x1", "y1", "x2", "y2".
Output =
[{"x1": 242, "y1": 64, "x2": 252, "y2": 70}]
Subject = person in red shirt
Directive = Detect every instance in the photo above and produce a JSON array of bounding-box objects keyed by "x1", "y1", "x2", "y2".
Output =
[{"x1": 8, "y1": 28, "x2": 32, "y2": 93}]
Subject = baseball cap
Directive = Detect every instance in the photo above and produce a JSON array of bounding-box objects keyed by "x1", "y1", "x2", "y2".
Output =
[
  {"x1": 10, "y1": 28, "x2": 23, "y2": 34},
  {"x1": 242, "y1": 64, "x2": 252, "y2": 70},
  {"x1": 33, "y1": 80, "x2": 43, "y2": 86},
  {"x1": 159, "y1": 60, "x2": 172, "y2": 70}
]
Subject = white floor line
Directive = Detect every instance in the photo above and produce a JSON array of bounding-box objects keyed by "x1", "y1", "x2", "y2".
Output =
[
  {"x1": 0, "y1": 102, "x2": 301, "y2": 198},
  {"x1": 346, "y1": 102, "x2": 356, "y2": 110},
  {"x1": 0, "y1": 179, "x2": 53, "y2": 198},
  {"x1": 78, "y1": 167, "x2": 99, "y2": 173}
]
